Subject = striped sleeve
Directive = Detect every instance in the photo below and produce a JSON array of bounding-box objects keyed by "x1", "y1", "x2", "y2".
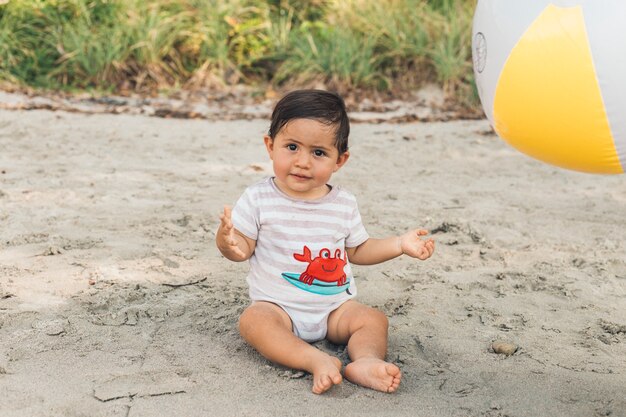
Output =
[
  {"x1": 344, "y1": 194, "x2": 369, "y2": 248},
  {"x1": 231, "y1": 187, "x2": 259, "y2": 240}
]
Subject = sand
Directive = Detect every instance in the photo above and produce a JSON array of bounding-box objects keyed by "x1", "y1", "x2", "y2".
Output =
[{"x1": 0, "y1": 105, "x2": 625, "y2": 417}]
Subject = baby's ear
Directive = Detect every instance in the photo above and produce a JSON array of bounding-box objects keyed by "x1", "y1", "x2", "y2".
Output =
[
  {"x1": 334, "y1": 151, "x2": 350, "y2": 172},
  {"x1": 264, "y1": 135, "x2": 274, "y2": 157}
]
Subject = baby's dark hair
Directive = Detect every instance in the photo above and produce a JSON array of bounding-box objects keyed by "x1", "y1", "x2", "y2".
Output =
[{"x1": 268, "y1": 89, "x2": 350, "y2": 154}]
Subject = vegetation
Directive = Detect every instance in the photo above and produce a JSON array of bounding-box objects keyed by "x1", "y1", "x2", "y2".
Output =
[{"x1": 0, "y1": 0, "x2": 477, "y2": 104}]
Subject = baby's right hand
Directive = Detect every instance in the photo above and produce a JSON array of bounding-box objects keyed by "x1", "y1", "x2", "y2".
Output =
[{"x1": 217, "y1": 206, "x2": 246, "y2": 258}]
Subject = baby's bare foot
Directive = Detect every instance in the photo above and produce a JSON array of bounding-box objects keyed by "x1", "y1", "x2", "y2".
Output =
[
  {"x1": 344, "y1": 357, "x2": 401, "y2": 393},
  {"x1": 311, "y1": 355, "x2": 343, "y2": 394}
]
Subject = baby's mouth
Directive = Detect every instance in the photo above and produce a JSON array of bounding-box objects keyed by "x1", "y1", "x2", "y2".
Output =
[{"x1": 290, "y1": 173, "x2": 311, "y2": 180}]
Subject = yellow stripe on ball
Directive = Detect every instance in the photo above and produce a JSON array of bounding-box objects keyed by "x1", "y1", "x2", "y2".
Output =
[{"x1": 493, "y1": 5, "x2": 623, "y2": 174}]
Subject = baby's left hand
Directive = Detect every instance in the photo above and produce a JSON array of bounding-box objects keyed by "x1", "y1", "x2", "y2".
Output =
[{"x1": 400, "y1": 229, "x2": 435, "y2": 260}]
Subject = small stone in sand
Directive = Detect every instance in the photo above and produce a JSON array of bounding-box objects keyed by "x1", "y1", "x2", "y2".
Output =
[{"x1": 492, "y1": 341, "x2": 518, "y2": 356}]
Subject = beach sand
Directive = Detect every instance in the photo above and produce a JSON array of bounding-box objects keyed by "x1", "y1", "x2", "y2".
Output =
[{"x1": 0, "y1": 108, "x2": 625, "y2": 416}]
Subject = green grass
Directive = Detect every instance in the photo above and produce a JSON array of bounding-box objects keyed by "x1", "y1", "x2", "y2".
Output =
[{"x1": 0, "y1": 0, "x2": 477, "y2": 105}]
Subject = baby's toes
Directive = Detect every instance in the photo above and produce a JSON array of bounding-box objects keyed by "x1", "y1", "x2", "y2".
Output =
[
  {"x1": 388, "y1": 376, "x2": 401, "y2": 393},
  {"x1": 312, "y1": 375, "x2": 333, "y2": 395},
  {"x1": 385, "y1": 364, "x2": 402, "y2": 392},
  {"x1": 331, "y1": 373, "x2": 343, "y2": 385}
]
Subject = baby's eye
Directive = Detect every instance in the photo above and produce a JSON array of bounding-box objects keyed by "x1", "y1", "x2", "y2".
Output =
[
  {"x1": 313, "y1": 149, "x2": 326, "y2": 157},
  {"x1": 287, "y1": 144, "x2": 297, "y2": 151}
]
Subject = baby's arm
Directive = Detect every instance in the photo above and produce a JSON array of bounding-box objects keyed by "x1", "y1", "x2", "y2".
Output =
[
  {"x1": 346, "y1": 229, "x2": 435, "y2": 265},
  {"x1": 216, "y1": 206, "x2": 256, "y2": 262}
]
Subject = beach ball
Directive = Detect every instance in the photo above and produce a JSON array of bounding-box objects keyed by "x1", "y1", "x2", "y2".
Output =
[{"x1": 472, "y1": 0, "x2": 626, "y2": 174}]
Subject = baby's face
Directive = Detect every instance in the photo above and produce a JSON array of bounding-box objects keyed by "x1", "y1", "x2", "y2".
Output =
[{"x1": 265, "y1": 118, "x2": 349, "y2": 200}]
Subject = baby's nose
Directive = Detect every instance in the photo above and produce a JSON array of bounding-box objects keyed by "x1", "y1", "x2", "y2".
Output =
[{"x1": 295, "y1": 152, "x2": 311, "y2": 167}]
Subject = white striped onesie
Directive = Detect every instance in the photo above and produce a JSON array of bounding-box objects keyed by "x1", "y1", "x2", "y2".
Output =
[{"x1": 231, "y1": 177, "x2": 369, "y2": 342}]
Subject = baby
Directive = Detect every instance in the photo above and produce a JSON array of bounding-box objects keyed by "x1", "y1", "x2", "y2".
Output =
[{"x1": 216, "y1": 89, "x2": 435, "y2": 394}]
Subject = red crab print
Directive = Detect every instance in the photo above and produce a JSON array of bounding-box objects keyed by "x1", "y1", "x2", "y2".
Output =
[{"x1": 293, "y1": 245, "x2": 348, "y2": 286}]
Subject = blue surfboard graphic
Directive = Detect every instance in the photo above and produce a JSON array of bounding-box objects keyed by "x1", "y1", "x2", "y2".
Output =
[{"x1": 281, "y1": 272, "x2": 350, "y2": 296}]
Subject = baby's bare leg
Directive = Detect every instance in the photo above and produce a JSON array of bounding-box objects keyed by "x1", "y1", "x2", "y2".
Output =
[
  {"x1": 327, "y1": 300, "x2": 401, "y2": 393},
  {"x1": 238, "y1": 301, "x2": 342, "y2": 394}
]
